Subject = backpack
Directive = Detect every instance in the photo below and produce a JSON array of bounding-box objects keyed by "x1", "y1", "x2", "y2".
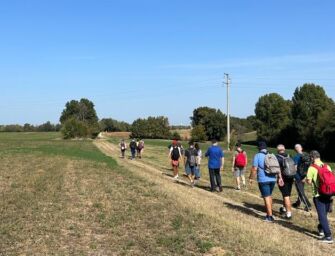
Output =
[
  {"x1": 188, "y1": 148, "x2": 197, "y2": 167},
  {"x1": 235, "y1": 151, "x2": 247, "y2": 168},
  {"x1": 130, "y1": 141, "x2": 137, "y2": 149},
  {"x1": 171, "y1": 147, "x2": 180, "y2": 161},
  {"x1": 298, "y1": 153, "x2": 311, "y2": 177},
  {"x1": 277, "y1": 155, "x2": 297, "y2": 177},
  {"x1": 312, "y1": 164, "x2": 335, "y2": 197},
  {"x1": 264, "y1": 153, "x2": 281, "y2": 174}
]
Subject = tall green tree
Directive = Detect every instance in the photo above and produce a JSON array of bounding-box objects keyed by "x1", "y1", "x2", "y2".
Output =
[
  {"x1": 60, "y1": 98, "x2": 98, "y2": 125},
  {"x1": 254, "y1": 93, "x2": 291, "y2": 143},
  {"x1": 60, "y1": 98, "x2": 99, "y2": 139},
  {"x1": 191, "y1": 107, "x2": 226, "y2": 140},
  {"x1": 292, "y1": 83, "x2": 334, "y2": 147}
]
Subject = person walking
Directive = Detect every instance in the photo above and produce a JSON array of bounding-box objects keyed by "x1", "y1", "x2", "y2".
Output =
[
  {"x1": 119, "y1": 139, "x2": 127, "y2": 158},
  {"x1": 137, "y1": 139, "x2": 145, "y2": 159},
  {"x1": 129, "y1": 139, "x2": 137, "y2": 160},
  {"x1": 306, "y1": 150, "x2": 334, "y2": 243},
  {"x1": 169, "y1": 140, "x2": 183, "y2": 180},
  {"x1": 232, "y1": 143, "x2": 247, "y2": 190},
  {"x1": 275, "y1": 144, "x2": 295, "y2": 219},
  {"x1": 292, "y1": 144, "x2": 312, "y2": 211},
  {"x1": 249, "y1": 142, "x2": 277, "y2": 222},
  {"x1": 205, "y1": 139, "x2": 224, "y2": 192},
  {"x1": 184, "y1": 141, "x2": 198, "y2": 186},
  {"x1": 194, "y1": 143, "x2": 202, "y2": 182}
]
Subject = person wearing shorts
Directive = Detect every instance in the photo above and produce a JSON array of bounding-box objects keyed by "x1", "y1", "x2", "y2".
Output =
[
  {"x1": 169, "y1": 140, "x2": 183, "y2": 180},
  {"x1": 232, "y1": 143, "x2": 247, "y2": 190},
  {"x1": 276, "y1": 144, "x2": 294, "y2": 219},
  {"x1": 249, "y1": 142, "x2": 277, "y2": 222},
  {"x1": 184, "y1": 142, "x2": 198, "y2": 186}
]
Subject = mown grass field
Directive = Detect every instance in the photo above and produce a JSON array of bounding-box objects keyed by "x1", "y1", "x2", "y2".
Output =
[{"x1": 1, "y1": 132, "x2": 335, "y2": 255}]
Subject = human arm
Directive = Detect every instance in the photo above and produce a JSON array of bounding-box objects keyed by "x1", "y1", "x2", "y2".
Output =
[
  {"x1": 249, "y1": 166, "x2": 257, "y2": 185},
  {"x1": 221, "y1": 157, "x2": 224, "y2": 171}
]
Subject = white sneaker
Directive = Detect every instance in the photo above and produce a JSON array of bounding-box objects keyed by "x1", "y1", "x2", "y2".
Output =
[{"x1": 173, "y1": 175, "x2": 179, "y2": 180}]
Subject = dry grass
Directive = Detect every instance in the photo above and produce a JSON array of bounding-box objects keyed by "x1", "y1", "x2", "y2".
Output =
[{"x1": 100, "y1": 137, "x2": 335, "y2": 255}]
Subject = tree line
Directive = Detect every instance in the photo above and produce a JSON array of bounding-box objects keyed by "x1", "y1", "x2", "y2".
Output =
[
  {"x1": 253, "y1": 83, "x2": 334, "y2": 159},
  {"x1": 0, "y1": 122, "x2": 61, "y2": 132}
]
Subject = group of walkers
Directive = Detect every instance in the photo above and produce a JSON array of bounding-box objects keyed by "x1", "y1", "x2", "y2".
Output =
[
  {"x1": 119, "y1": 137, "x2": 335, "y2": 243},
  {"x1": 250, "y1": 141, "x2": 335, "y2": 243},
  {"x1": 119, "y1": 139, "x2": 144, "y2": 160}
]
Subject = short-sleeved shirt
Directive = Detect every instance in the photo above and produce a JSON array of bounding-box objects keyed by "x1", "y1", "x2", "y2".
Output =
[
  {"x1": 205, "y1": 145, "x2": 224, "y2": 169},
  {"x1": 307, "y1": 160, "x2": 332, "y2": 197},
  {"x1": 252, "y1": 150, "x2": 277, "y2": 183}
]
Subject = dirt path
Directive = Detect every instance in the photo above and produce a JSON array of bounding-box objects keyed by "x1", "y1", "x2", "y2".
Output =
[{"x1": 94, "y1": 140, "x2": 334, "y2": 255}]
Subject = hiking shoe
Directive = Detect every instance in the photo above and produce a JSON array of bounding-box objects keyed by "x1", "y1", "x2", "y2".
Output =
[
  {"x1": 319, "y1": 231, "x2": 325, "y2": 237},
  {"x1": 236, "y1": 186, "x2": 241, "y2": 191},
  {"x1": 264, "y1": 216, "x2": 275, "y2": 223},
  {"x1": 173, "y1": 175, "x2": 179, "y2": 180},
  {"x1": 219, "y1": 187, "x2": 223, "y2": 192},
  {"x1": 285, "y1": 215, "x2": 292, "y2": 220},
  {"x1": 320, "y1": 237, "x2": 334, "y2": 244},
  {"x1": 279, "y1": 207, "x2": 287, "y2": 214},
  {"x1": 292, "y1": 202, "x2": 300, "y2": 208}
]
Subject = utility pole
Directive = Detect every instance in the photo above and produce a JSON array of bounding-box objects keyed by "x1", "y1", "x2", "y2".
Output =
[{"x1": 224, "y1": 73, "x2": 231, "y2": 151}]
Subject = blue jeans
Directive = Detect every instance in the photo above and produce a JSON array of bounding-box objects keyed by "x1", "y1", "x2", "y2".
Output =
[
  {"x1": 131, "y1": 148, "x2": 136, "y2": 159},
  {"x1": 314, "y1": 196, "x2": 332, "y2": 237}
]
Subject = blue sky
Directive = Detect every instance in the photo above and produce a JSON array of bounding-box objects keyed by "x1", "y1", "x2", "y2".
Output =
[{"x1": 1, "y1": 0, "x2": 335, "y2": 125}]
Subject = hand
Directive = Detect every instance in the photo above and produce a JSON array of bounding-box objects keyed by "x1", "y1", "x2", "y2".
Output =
[
  {"x1": 278, "y1": 178, "x2": 284, "y2": 187},
  {"x1": 249, "y1": 178, "x2": 254, "y2": 186},
  {"x1": 220, "y1": 166, "x2": 224, "y2": 172}
]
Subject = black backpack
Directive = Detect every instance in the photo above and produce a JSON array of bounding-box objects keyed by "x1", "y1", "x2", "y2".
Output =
[
  {"x1": 171, "y1": 146, "x2": 180, "y2": 161},
  {"x1": 298, "y1": 153, "x2": 311, "y2": 177}
]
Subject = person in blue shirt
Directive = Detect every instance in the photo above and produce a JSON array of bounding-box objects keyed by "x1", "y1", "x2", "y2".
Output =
[
  {"x1": 205, "y1": 139, "x2": 224, "y2": 192},
  {"x1": 249, "y1": 141, "x2": 277, "y2": 222},
  {"x1": 292, "y1": 144, "x2": 312, "y2": 211}
]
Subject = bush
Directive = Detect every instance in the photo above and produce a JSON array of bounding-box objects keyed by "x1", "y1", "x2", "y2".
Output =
[
  {"x1": 170, "y1": 131, "x2": 182, "y2": 140},
  {"x1": 191, "y1": 125, "x2": 207, "y2": 142},
  {"x1": 61, "y1": 118, "x2": 90, "y2": 139},
  {"x1": 130, "y1": 116, "x2": 171, "y2": 139}
]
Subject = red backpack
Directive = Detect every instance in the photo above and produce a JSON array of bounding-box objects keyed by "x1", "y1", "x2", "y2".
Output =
[
  {"x1": 312, "y1": 164, "x2": 335, "y2": 196},
  {"x1": 235, "y1": 151, "x2": 247, "y2": 168}
]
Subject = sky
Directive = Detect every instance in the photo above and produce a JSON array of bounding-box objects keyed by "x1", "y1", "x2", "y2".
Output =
[{"x1": 1, "y1": 0, "x2": 335, "y2": 125}]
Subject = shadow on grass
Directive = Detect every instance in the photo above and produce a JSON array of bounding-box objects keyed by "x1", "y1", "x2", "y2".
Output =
[{"x1": 224, "y1": 201, "x2": 319, "y2": 238}]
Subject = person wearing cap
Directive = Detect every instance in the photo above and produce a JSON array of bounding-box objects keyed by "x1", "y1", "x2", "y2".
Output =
[
  {"x1": 306, "y1": 150, "x2": 334, "y2": 243},
  {"x1": 249, "y1": 141, "x2": 277, "y2": 222},
  {"x1": 168, "y1": 140, "x2": 183, "y2": 180},
  {"x1": 232, "y1": 142, "x2": 247, "y2": 190},
  {"x1": 275, "y1": 144, "x2": 294, "y2": 219},
  {"x1": 205, "y1": 139, "x2": 224, "y2": 192}
]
